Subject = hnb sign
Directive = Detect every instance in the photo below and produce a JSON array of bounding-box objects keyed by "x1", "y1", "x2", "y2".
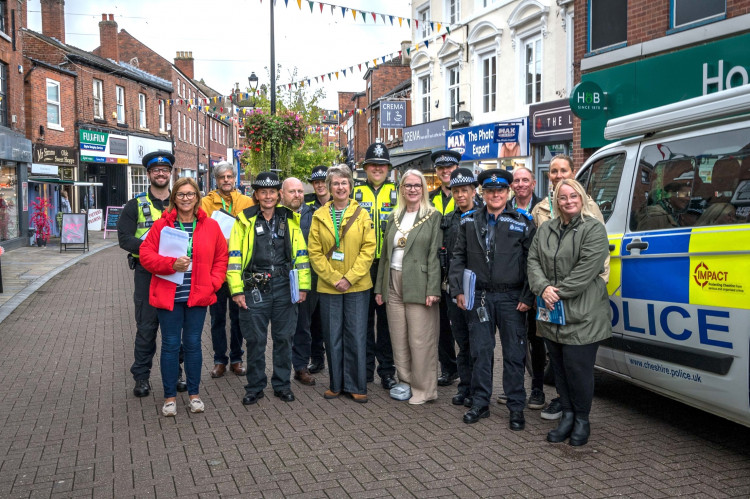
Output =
[{"x1": 569, "y1": 81, "x2": 606, "y2": 119}]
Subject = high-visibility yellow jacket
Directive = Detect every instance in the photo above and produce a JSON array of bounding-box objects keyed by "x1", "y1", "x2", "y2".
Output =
[
  {"x1": 429, "y1": 187, "x2": 455, "y2": 215},
  {"x1": 226, "y1": 205, "x2": 311, "y2": 296},
  {"x1": 308, "y1": 201, "x2": 376, "y2": 294},
  {"x1": 133, "y1": 192, "x2": 162, "y2": 258},
  {"x1": 201, "y1": 189, "x2": 254, "y2": 217},
  {"x1": 352, "y1": 181, "x2": 397, "y2": 259}
]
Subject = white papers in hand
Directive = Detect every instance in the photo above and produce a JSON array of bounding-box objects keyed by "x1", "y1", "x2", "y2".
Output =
[
  {"x1": 289, "y1": 269, "x2": 300, "y2": 303},
  {"x1": 156, "y1": 226, "x2": 189, "y2": 285},
  {"x1": 211, "y1": 209, "x2": 236, "y2": 239},
  {"x1": 463, "y1": 269, "x2": 476, "y2": 310}
]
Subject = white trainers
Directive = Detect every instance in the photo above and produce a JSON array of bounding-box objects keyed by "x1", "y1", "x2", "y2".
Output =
[
  {"x1": 162, "y1": 401, "x2": 177, "y2": 417},
  {"x1": 390, "y1": 382, "x2": 412, "y2": 401},
  {"x1": 189, "y1": 398, "x2": 205, "y2": 413}
]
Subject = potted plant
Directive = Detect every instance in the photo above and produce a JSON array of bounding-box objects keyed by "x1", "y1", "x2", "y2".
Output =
[{"x1": 30, "y1": 197, "x2": 53, "y2": 247}]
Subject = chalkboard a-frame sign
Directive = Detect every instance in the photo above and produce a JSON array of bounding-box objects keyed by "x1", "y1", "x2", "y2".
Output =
[
  {"x1": 60, "y1": 213, "x2": 89, "y2": 253},
  {"x1": 104, "y1": 206, "x2": 124, "y2": 239}
]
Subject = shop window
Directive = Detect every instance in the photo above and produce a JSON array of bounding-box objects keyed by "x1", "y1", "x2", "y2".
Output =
[
  {"x1": 158, "y1": 100, "x2": 165, "y2": 132},
  {"x1": 46, "y1": 79, "x2": 62, "y2": 129},
  {"x1": 138, "y1": 93, "x2": 147, "y2": 129},
  {"x1": 589, "y1": 0, "x2": 627, "y2": 52},
  {"x1": 0, "y1": 163, "x2": 18, "y2": 241},
  {"x1": 446, "y1": 0, "x2": 460, "y2": 25},
  {"x1": 0, "y1": 1, "x2": 6, "y2": 34},
  {"x1": 447, "y1": 66, "x2": 460, "y2": 120},
  {"x1": 579, "y1": 153, "x2": 626, "y2": 223},
  {"x1": 0, "y1": 63, "x2": 7, "y2": 127},
  {"x1": 524, "y1": 37, "x2": 542, "y2": 105},
  {"x1": 417, "y1": 5, "x2": 431, "y2": 39},
  {"x1": 116, "y1": 86, "x2": 125, "y2": 124},
  {"x1": 131, "y1": 166, "x2": 149, "y2": 197},
  {"x1": 419, "y1": 75, "x2": 431, "y2": 123},
  {"x1": 482, "y1": 54, "x2": 496, "y2": 113},
  {"x1": 672, "y1": 0, "x2": 725, "y2": 29},
  {"x1": 93, "y1": 79, "x2": 103, "y2": 119},
  {"x1": 630, "y1": 127, "x2": 750, "y2": 232}
]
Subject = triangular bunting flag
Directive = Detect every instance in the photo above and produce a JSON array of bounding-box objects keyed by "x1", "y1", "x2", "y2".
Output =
[
  {"x1": 319, "y1": 2, "x2": 323, "y2": 13},
  {"x1": 381, "y1": 14, "x2": 386, "y2": 24},
  {"x1": 398, "y1": 17, "x2": 402, "y2": 27},
  {"x1": 415, "y1": 43, "x2": 419, "y2": 50},
  {"x1": 296, "y1": 0, "x2": 301, "y2": 8},
  {"x1": 300, "y1": 81, "x2": 304, "y2": 87},
  {"x1": 361, "y1": 11, "x2": 366, "y2": 22},
  {"x1": 330, "y1": 5, "x2": 334, "y2": 15},
  {"x1": 425, "y1": 40, "x2": 429, "y2": 48},
  {"x1": 382, "y1": 56, "x2": 386, "y2": 63},
  {"x1": 430, "y1": 22, "x2": 434, "y2": 32},
  {"x1": 288, "y1": 83, "x2": 292, "y2": 89},
  {"x1": 389, "y1": 15, "x2": 394, "y2": 25},
  {"x1": 341, "y1": 6, "x2": 346, "y2": 17},
  {"x1": 335, "y1": 72, "x2": 339, "y2": 79},
  {"x1": 437, "y1": 23, "x2": 441, "y2": 32},
  {"x1": 447, "y1": 26, "x2": 450, "y2": 34},
  {"x1": 407, "y1": 18, "x2": 411, "y2": 28},
  {"x1": 284, "y1": 0, "x2": 288, "y2": 6},
  {"x1": 308, "y1": 1, "x2": 313, "y2": 13},
  {"x1": 365, "y1": 61, "x2": 369, "y2": 68},
  {"x1": 342, "y1": 69, "x2": 347, "y2": 76},
  {"x1": 315, "y1": 76, "x2": 319, "y2": 83},
  {"x1": 321, "y1": 74, "x2": 325, "y2": 81},
  {"x1": 406, "y1": 47, "x2": 411, "y2": 55},
  {"x1": 372, "y1": 59, "x2": 377, "y2": 66},
  {"x1": 307, "y1": 79, "x2": 311, "y2": 86},
  {"x1": 442, "y1": 34, "x2": 446, "y2": 42},
  {"x1": 349, "y1": 66, "x2": 353, "y2": 73},
  {"x1": 358, "y1": 63, "x2": 361, "y2": 71},
  {"x1": 372, "y1": 12, "x2": 376, "y2": 22},
  {"x1": 398, "y1": 50, "x2": 402, "y2": 58},
  {"x1": 351, "y1": 9, "x2": 356, "y2": 20},
  {"x1": 415, "y1": 20, "x2": 418, "y2": 29}
]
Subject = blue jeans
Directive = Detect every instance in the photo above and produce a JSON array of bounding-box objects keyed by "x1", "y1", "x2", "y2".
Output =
[
  {"x1": 209, "y1": 282, "x2": 244, "y2": 365},
  {"x1": 467, "y1": 290, "x2": 527, "y2": 410},
  {"x1": 319, "y1": 290, "x2": 370, "y2": 395},
  {"x1": 158, "y1": 303, "x2": 207, "y2": 398}
]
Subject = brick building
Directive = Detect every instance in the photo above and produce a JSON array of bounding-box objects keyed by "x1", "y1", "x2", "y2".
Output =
[
  {"x1": 0, "y1": 0, "x2": 32, "y2": 247},
  {"x1": 23, "y1": 6, "x2": 173, "y2": 212},
  {"x1": 573, "y1": 0, "x2": 750, "y2": 165}
]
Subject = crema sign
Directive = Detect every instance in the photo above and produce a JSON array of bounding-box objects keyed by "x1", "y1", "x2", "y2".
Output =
[{"x1": 33, "y1": 145, "x2": 78, "y2": 166}]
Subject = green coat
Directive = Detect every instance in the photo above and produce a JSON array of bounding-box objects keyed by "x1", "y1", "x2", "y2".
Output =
[
  {"x1": 527, "y1": 214, "x2": 612, "y2": 345},
  {"x1": 374, "y1": 210, "x2": 442, "y2": 304}
]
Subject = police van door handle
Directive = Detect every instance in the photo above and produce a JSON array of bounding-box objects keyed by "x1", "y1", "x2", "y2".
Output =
[{"x1": 625, "y1": 239, "x2": 648, "y2": 255}]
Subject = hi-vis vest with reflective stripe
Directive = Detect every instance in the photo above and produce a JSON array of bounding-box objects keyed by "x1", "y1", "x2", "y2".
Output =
[
  {"x1": 226, "y1": 207, "x2": 311, "y2": 296},
  {"x1": 132, "y1": 192, "x2": 162, "y2": 258},
  {"x1": 353, "y1": 182, "x2": 397, "y2": 259},
  {"x1": 430, "y1": 188, "x2": 455, "y2": 216}
]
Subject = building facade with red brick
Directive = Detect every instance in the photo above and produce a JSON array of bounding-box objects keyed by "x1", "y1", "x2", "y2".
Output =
[{"x1": 573, "y1": 0, "x2": 750, "y2": 166}]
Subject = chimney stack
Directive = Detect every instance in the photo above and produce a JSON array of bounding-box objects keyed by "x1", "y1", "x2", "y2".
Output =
[
  {"x1": 174, "y1": 51, "x2": 195, "y2": 79},
  {"x1": 401, "y1": 40, "x2": 411, "y2": 65},
  {"x1": 40, "y1": 0, "x2": 66, "y2": 43},
  {"x1": 99, "y1": 14, "x2": 120, "y2": 62}
]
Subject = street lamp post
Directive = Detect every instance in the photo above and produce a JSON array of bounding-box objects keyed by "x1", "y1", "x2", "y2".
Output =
[{"x1": 269, "y1": 0, "x2": 278, "y2": 174}]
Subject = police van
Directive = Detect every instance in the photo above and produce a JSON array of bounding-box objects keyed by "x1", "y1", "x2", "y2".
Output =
[{"x1": 575, "y1": 84, "x2": 750, "y2": 427}]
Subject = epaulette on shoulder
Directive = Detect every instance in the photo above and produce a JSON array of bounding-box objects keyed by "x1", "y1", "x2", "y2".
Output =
[
  {"x1": 353, "y1": 180, "x2": 366, "y2": 187},
  {"x1": 461, "y1": 209, "x2": 476, "y2": 218},
  {"x1": 136, "y1": 192, "x2": 148, "y2": 199},
  {"x1": 518, "y1": 210, "x2": 533, "y2": 222}
]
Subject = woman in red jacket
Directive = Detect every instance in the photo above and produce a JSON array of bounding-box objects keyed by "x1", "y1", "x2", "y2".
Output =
[{"x1": 140, "y1": 178, "x2": 228, "y2": 417}]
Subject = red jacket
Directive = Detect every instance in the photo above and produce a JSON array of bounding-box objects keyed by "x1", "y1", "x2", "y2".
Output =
[{"x1": 139, "y1": 208, "x2": 228, "y2": 311}]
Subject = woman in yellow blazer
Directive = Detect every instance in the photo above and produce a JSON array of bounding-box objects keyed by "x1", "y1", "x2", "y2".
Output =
[
  {"x1": 308, "y1": 165, "x2": 376, "y2": 402},
  {"x1": 375, "y1": 169, "x2": 442, "y2": 405}
]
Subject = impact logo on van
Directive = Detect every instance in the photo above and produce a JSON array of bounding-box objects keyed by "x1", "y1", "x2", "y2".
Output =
[{"x1": 693, "y1": 262, "x2": 732, "y2": 290}]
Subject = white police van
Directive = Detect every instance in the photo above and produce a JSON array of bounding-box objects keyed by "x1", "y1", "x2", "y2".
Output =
[{"x1": 575, "y1": 85, "x2": 750, "y2": 427}]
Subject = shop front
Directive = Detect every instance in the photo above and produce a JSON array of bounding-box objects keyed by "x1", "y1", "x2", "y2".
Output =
[
  {"x1": 78, "y1": 127, "x2": 129, "y2": 209},
  {"x1": 399, "y1": 118, "x2": 451, "y2": 190},
  {"x1": 528, "y1": 99, "x2": 574, "y2": 199},
  {"x1": 30, "y1": 145, "x2": 79, "y2": 237},
  {"x1": 444, "y1": 118, "x2": 530, "y2": 176},
  {"x1": 127, "y1": 135, "x2": 174, "y2": 199},
  {"x1": 0, "y1": 130, "x2": 32, "y2": 248}
]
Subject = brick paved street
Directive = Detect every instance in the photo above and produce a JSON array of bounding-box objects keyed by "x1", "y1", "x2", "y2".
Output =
[{"x1": 0, "y1": 246, "x2": 749, "y2": 498}]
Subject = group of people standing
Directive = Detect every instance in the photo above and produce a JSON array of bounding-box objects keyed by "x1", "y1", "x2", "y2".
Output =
[{"x1": 117, "y1": 144, "x2": 612, "y2": 447}]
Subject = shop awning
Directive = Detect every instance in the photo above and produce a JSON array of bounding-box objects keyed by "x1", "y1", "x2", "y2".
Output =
[
  {"x1": 28, "y1": 178, "x2": 74, "y2": 185},
  {"x1": 73, "y1": 182, "x2": 104, "y2": 187},
  {"x1": 390, "y1": 151, "x2": 430, "y2": 168}
]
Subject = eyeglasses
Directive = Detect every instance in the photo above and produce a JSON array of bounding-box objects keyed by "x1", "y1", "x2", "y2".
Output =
[
  {"x1": 402, "y1": 183, "x2": 422, "y2": 191},
  {"x1": 150, "y1": 167, "x2": 171, "y2": 174},
  {"x1": 175, "y1": 192, "x2": 197, "y2": 200},
  {"x1": 557, "y1": 193, "x2": 580, "y2": 202},
  {"x1": 331, "y1": 181, "x2": 349, "y2": 188}
]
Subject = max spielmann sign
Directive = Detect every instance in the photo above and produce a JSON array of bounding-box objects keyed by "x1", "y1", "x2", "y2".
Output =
[{"x1": 32, "y1": 145, "x2": 78, "y2": 166}]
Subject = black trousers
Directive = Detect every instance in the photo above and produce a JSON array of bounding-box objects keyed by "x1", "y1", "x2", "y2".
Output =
[
  {"x1": 544, "y1": 339, "x2": 600, "y2": 418},
  {"x1": 446, "y1": 298, "x2": 472, "y2": 396},
  {"x1": 438, "y1": 291, "x2": 457, "y2": 376},
  {"x1": 366, "y1": 260, "x2": 395, "y2": 379},
  {"x1": 526, "y1": 310, "x2": 546, "y2": 391}
]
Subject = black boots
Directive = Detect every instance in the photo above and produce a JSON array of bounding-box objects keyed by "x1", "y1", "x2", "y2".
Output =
[
  {"x1": 547, "y1": 411, "x2": 574, "y2": 443},
  {"x1": 569, "y1": 417, "x2": 591, "y2": 446}
]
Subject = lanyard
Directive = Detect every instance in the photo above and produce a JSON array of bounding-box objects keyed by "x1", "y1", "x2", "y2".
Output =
[
  {"x1": 548, "y1": 193, "x2": 554, "y2": 215},
  {"x1": 177, "y1": 219, "x2": 197, "y2": 257},
  {"x1": 221, "y1": 196, "x2": 232, "y2": 214},
  {"x1": 330, "y1": 203, "x2": 348, "y2": 248}
]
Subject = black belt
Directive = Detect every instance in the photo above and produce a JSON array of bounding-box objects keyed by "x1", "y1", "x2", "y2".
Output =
[
  {"x1": 477, "y1": 284, "x2": 523, "y2": 293},
  {"x1": 249, "y1": 267, "x2": 287, "y2": 278}
]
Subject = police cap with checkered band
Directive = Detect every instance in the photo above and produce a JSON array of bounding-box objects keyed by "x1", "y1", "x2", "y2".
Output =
[
  {"x1": 431, "y1": 149, "x2": 461, "y2": 168},
  {"x1": 251, "y1": 171, "x2": 282, "y2": 190},
  {"x1": 449, "y1": 168, "x2": 478, "y2": 188}
]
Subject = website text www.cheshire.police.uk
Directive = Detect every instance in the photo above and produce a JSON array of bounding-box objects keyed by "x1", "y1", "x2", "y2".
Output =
[{"x1": 628, "y1": 358, "x2": 703, "y2": 383}]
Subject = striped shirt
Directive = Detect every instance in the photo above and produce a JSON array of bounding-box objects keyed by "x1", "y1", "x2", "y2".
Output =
[{"x1": 174, "y1": 223, "x2": 194, "y2": 303}]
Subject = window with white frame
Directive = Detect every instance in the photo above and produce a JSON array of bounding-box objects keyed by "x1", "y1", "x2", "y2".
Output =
[
  {"x1": 672, "y1": 0, "x2": 724, "y2": 29},
  {"x1": 131, "y1": 166, "x2": 149, "y2": 196},
  {"x1": 482, "y1": 54, "x2": 496, "y2": 113},
  {"x1": 417, "y1": 4, "x2": 431, "y2": 39},
  {"x1": 158, "y1": 100, "x2": 165, "y2": 131},
  {"x1": 177, "y1": 111, "x2": 182, "y2": 140},
  {"x1": 524, "y1": 36, "x2": 542, "y2": 105},
  {"x1": 116, "y1": 85, "x2": 125, "y2": 123},
  {"x1": 46, "y1": 79, "x2": 61, "y2": 128},
  {"x1": 189, "y1": 117, "x2": 193, "y2": 143},
  {"x1": 589, "y1": 0, "x2": 627, "y2": 52},
  {"x1": 182, "y1": 114, "x2": 186, "y2": 142},
  {"x1": 447, "y1": 66, "x2": 460, "y2": 120},
  {"x1": 447, "y1": 0, "x2": 460, "y2": 25},
  {"x1": 138, "y1": 93, "x2": 147, "y2": 128},
  {"x1": 177, "y1": 79, "x2": 182, "y2": 97},
  {"x1": 93, "y1": 79, "x2": 103, "y2": 119},
  {"x1": 419, "y1": 75, "x2": 431, "y2": 123}
]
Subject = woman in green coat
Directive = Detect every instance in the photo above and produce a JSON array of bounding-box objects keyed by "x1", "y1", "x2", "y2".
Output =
[{"x1": 527, "y1": 179, "x2": 611, "y2": 447}]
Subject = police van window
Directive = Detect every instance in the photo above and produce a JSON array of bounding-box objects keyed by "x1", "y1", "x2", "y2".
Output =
[
  {"x1": 630, "y1": 127, "x2": 750, "y2": 232},
  {"x1": 579, "y1": 153, "x2": 625, "y2": 223}
]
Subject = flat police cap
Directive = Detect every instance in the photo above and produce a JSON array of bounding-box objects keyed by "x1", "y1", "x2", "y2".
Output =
[
  {"x1": 309, "y1": 165, "x2": 328, "y2": 182},
  {"x1": 142, "y1": 150, "x2": 175, "y2": 170},
  {"x1": 251, "y1": 171, "x2": 282, "y2": 190},
  {"x1": 431, "y1": 149, "x2": 461, "y2": 168},
  {"x1": 363, "y1": 142, "x2": 391, "y2": 166},
  {"x1": 449, "y1": 167, "x2": 478, "y2": 188},
  {"x1": 478, "y1": 168, "x2": 513, "y2": 189}
]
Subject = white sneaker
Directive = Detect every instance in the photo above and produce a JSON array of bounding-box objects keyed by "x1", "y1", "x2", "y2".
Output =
[
  {"x1": 189, "y1": 398, "x2": 205, "y2": 413},
  {"x1": 390, "y1": 382, "x2": 412, "y2": 401},
  {"x1": 162, "y1": 401, "x2": 177, "y2": 417}
]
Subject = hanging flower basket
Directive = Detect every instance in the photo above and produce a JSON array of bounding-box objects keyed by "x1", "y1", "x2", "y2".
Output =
[{"x1": 242, "y1": 110, "x2": 306, "y2": 178}]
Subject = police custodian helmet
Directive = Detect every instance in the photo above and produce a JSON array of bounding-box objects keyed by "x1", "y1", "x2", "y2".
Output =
[
  {"x1": 251, "y1": 171, "x2": 282, "y2": 190},
  {"x1": 142, "y1": 150, "x2": 175, "y2": 170},
  {"x1": 362, "y1": 142, "x2": 391, "y2": 166},
  {"x1": 477, "y1": 168, "x2": 513, "y2": 189}
]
